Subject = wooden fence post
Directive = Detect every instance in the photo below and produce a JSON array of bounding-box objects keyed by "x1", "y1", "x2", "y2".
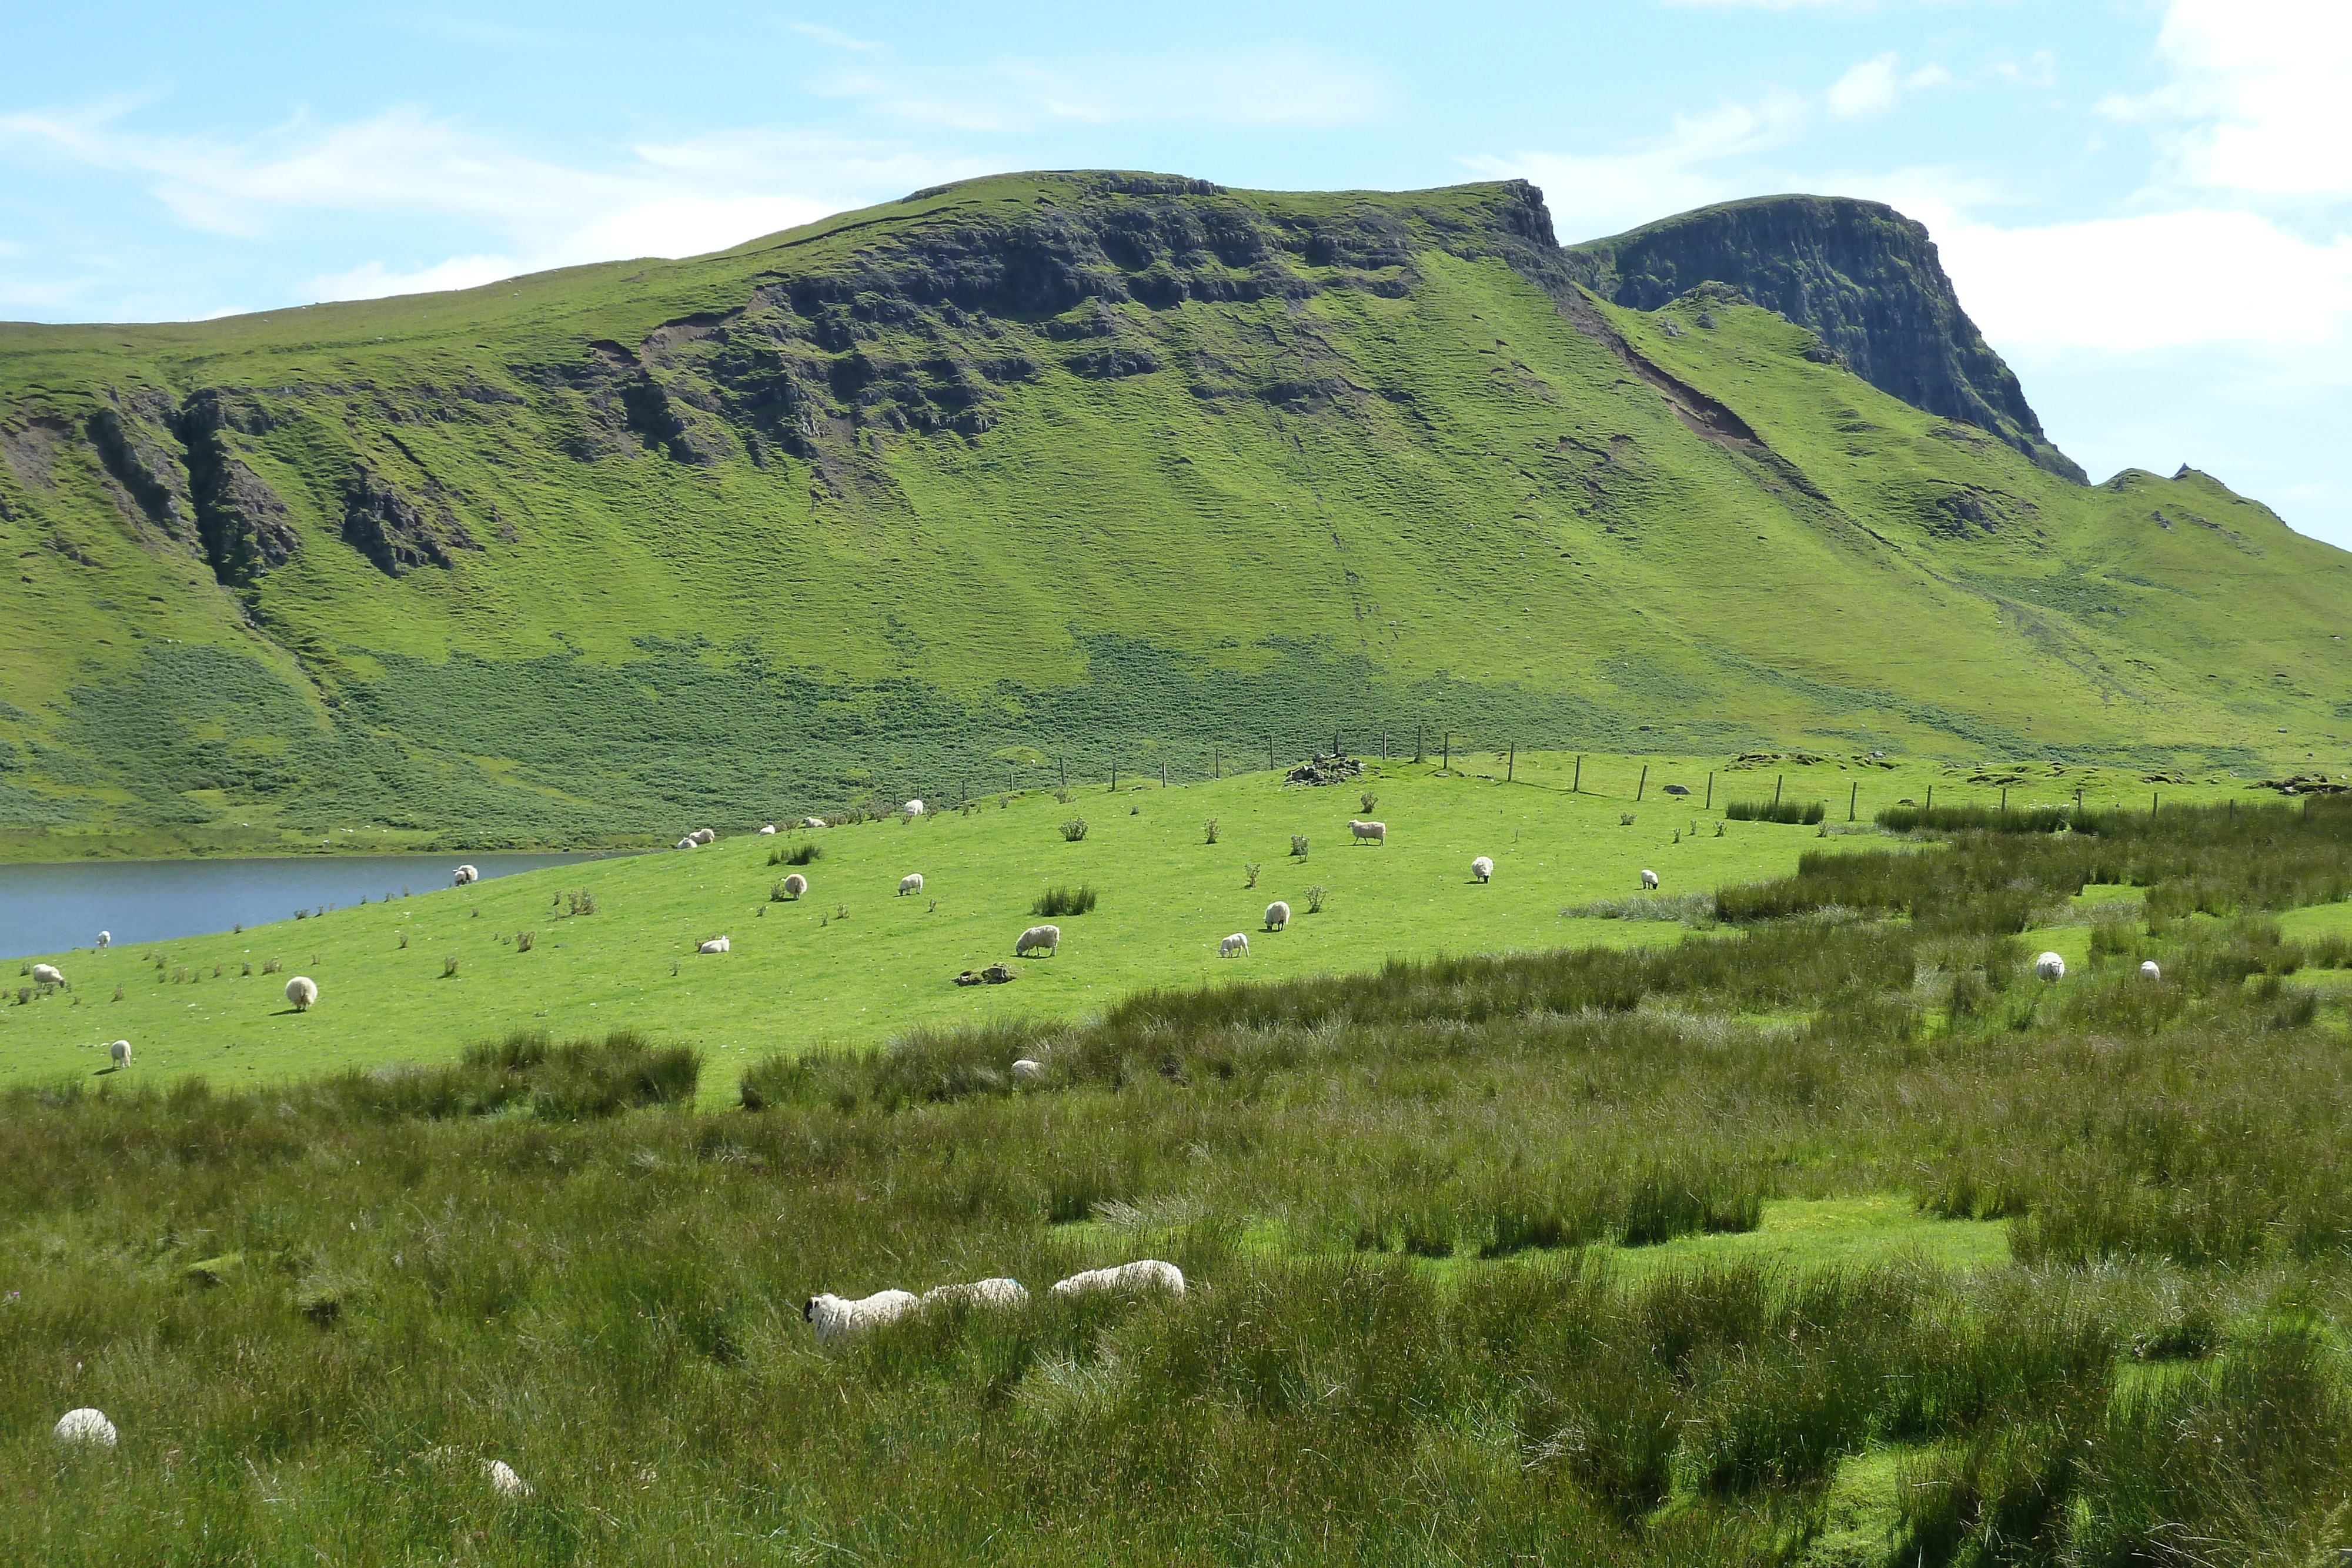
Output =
[
  {"x1": 1636, "y1": 764, "x2": 1647, "y2": 801},
  {"x1": 1573, "y1": 755, "x2": 1582, "y2": 793},
  {"x1": 1269, "y1": 735, "x2": 1275, "y2": 772},
  {"x1": 1849, "y1": 781, "x2": 1857, "y2": 821},
  {"x1": 1926, "y1": 785, "x2": 1933, "y2": 811},
  {"x1": 1060, "y1": 757, "x2": 1067, "y2": 791},
  {"x1": 1161, "y1": 760, "x2": 1167, "y2": 788},
  {"x1": 1508, "y1": 741, "x2": 1515, "y2": 782},
  {"x1": 1773, "y1": 774, "x2": 1783, "y2": 808},
  {"x1": 1214, "y1": 747, "x2": 1220, "y2": 780},
  {"x1": 2001, "y1": 787, "x2": 2008, "y2": 814},
  {"x1": 1705, "y1": 771, "x2": 1713, "y2": 810}
]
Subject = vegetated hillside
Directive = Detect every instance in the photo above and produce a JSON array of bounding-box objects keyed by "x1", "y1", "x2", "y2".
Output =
[{"x1": 0, "y1": 171, "x2": 2343, "y2": 857}]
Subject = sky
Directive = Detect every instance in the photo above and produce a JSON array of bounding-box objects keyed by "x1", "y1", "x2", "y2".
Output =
[{"x1": 4, "y1": 1, "x2": 2348, "y2": 544}]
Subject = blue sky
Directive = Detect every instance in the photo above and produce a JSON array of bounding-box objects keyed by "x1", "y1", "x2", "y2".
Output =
[{"x1": 5, "y1": 1, "x2": 2348, "y2": 544}]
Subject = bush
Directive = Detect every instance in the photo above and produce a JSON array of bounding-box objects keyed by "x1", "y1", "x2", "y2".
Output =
[
  {"x1": 1060, "y1": 818, "x2": 1088, "y2": 842},
  {"x1": 1725, "y1": 798, "x2": 1826, "y2": 825},
  {"x1": 769, "y1": 841, "x2": 821, "y2": 867},
  {"x1": 1033, "y1": 885, "x2": 1098, "y2": 917}
]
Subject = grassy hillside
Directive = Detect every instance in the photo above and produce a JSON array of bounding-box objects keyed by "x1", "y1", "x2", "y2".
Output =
[
  {"x1": 1, "y1": 172, "x2": 2344, "y2": 858},
  {"x1": 0, "y1": 748, "x2": 2275, "y2": 1095}
]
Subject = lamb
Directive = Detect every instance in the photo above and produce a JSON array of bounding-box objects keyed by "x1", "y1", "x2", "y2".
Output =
[
  {"x1": 698, "y1": 937, "x2": 731, "y2": 954},
  {"x1": 1220, "y1": 932, "x2": 1250, "y2": 957},
  {"x1": 109, "y1": 1039, "x2": 131, "y2": 1068},
  {"x1": 96, "y1": 931, "x2": 109, "y2": 949},
  {"x1": 1015, "y1": 923, "x2": 1061, "y2": 958},
  {"x1": 905, "y1": 799, "x2": 926, "y2": 817},
  {"x1": 2140, "y1": 960, "x2": 2162, "y2": 981},
  {"x1": 758, "y1": 824, "x2": 777, "y2": 835},
  {"x1": 676, "y1": 837, "x2": 697, "y2": 851},
  {"x1": 1641, "y1": 869, "x2": 1660, "y2": 891},
  {"x1": 780, "y1": 873, "x2": 808, "y2": 899},
  {"x1": 1048, "y1": 1260, "x2": 1186, "y2": 1300},
  {"x1": 286, "y1": 975, "x2": 319, "y2": 1011},
  {"x1": 1471, "y1": 856, "x2": 1494, "y2": 883},
  {"x1": 1011, "y1": 1058, "x2": 1045, "y2": 1084},
  {"x1": 899, "y1": 873, "x2": 925, "y2": 897},
  {"x1": 1263, "y1": 901, "x2": 1290, "y2": 931},
  {"x1": 483, "y1": 1459, "x2": 530, "y2": 1499},
  {"x1": 1349, "y1": 819, "x2": 1387, "y2": 845},
  {"x1": 691, "y1": 828, "x2": 716, "y2": 845},
  {"x1": 803, "y1": 817, "x2": 826, "y2": 829},
  {"x1": 2034, "y1": 952, "x2": 2066, "y2": 982},
  {"x1": 922, "y1": 1276, "x2": 1030, "y2": 1310},
  {"x1": 53, "y1": 1408, "x2": 117, "y2": 1447},
  {"x1": 803, "y1": 1288, "x2": 920, "y2": 1345},
  {"x1": 453, "y1": 865, "x2": 479, "y2": 887},
  {"x1": 31, "y1": 963, "x2": 64, "y2": 988}
]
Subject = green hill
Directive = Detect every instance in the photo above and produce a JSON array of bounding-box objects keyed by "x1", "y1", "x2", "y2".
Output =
[{"x1": 0, "y1": 171, "x2": 2343, "y2": 858}]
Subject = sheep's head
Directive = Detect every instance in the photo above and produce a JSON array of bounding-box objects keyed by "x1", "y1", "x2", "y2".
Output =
[{"x1": 802, "y1": 1298, "x2": 815, "y2": 1321}]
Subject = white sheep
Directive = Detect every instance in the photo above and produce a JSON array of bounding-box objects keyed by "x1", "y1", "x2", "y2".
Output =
[
  {"x1": 1263, "y1": 900, "x2": 1290, "y2": 931},
  {"x1": 96, "y1": 931, "x2": 110, "y2": 949},
  {"x1": 922, "y1": 1277, "x2": 1030, "y2": 1310},
  {"x1": 803, "y1": 1288, "x2": 920, "y2": 1345},
  {"x1": 1049, "y1": 1260, "x2": 1186, "y2": 1300},
  {"x1": 109, "y1": 1039, "x2": 131, "y2": 1068},
  {"x1": 1471, "y1": 857, "x2": 1494, "y2": 884},
  {"x1": 780, "y1": 872, "x2": 808, "y2": 899},
  {"x1": 1349, "y1": 819, "x2": 1387, "y2": 845},
  {"x1": 286, "y1": 975, "x2": 318, "y2": 1011},
  {"x1": 691, "y1": 828, "x2": 716, "y2": 845},
  {"x1": 2140, "y1": 959, "x2": 2162, "y2": 981},
  {"x1": 1220, "y1": 932, "x2": 1250, "y2": 957},
  {"x1": 1016, "y1": 924, "x2": 1061, "y2": 958},
  {"x1": 759, "y1": 824, "x2": 777, "y2": 835},
  {"x1": 1011, "y1": 1058, "x2": 1045, "y2": 1084},
  {"x1": 1641, "y1": 869, "x2": 1659, "y2": 891},
  {"x1": 453, "y1": 864, "x2": 479, "y2": 887},
  {"x1": 803, "y1": 817, "x2": 826, "y2": 829},
  {"x1": 483, "y1": 1459, "x2": 530, "y2": 1499},
  {"x1": 899, "y1": 873, "x2": 924, "y2": 897},
  {"x1": 53, "y1": 1408, "x2": 117, "y2": 1448},
  {"x1": 31, "y1": 963, "x2": 64, "y2": 988},
  {"x1": 905, "y1": 799, "x2": 926, "y2": 817},
  {"x1": 2035, "y1": 952, "x2": 2066, "y2": 982},
  {"x1": 676, "y1": 837, "x2": 697, "y2": 850},
  {"x1": 698, "y1": 937, "x2": 731, "y2": 955}
]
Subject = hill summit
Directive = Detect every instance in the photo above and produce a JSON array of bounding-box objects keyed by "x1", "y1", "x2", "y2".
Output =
[{"x1": 0, "y1": 171, "x2": 2341, "y2": 854}]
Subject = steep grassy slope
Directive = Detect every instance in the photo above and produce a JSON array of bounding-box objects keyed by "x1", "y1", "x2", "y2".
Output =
[{"x1": 1, "y1": 172, "x2": 2343, "y2": 857}]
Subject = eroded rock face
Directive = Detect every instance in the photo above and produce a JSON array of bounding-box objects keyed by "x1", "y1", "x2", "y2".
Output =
[
  {"x1": 340, "y1": 465, "x2": 476, "y2": 576},
  {"x1": 1563, "y1": 195, "x2": 2085, "y2": 483}
]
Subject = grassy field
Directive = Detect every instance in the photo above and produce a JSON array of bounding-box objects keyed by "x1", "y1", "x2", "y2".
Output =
[
  {"x1": 8, "y1": 798, "x2": 2352, "y2": 1562},
  {"x1": 0, "y1": 749, "x2": 2282, "y2": 1096}
]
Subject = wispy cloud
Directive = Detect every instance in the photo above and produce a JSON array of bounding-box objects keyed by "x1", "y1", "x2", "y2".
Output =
[
  {"x1": 1828, "y1": 53, "x2": 1901, "y2": 118},
  {"x1": 2100, "y1": 0, "x2": 2352, "y2": 199},
  {"x1": 811, "y1": 48, "x2": 1390, "y2": 133}
]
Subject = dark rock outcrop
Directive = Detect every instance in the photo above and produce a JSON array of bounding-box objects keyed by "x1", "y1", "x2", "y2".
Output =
[
  {"x1": 341, "y1": 466, "x2": 474, "y2": 576},
  {"x1": 1562, "y1": 195, "x2": 2083, "y2": 482},
  {"x1": 178, "y1": 391, "x2": 299, "y2": 583}
]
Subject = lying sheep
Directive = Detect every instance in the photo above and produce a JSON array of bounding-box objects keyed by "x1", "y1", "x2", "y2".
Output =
[
  {"x1": 780, "y1": 873, "x2": 807, "y2": 899},
  {"x1": 2141, "y1": 960, "x2": 2162, "y2": 981},
  {"x1": 804, "y1": 1288, "x2": 920, "y2": 1345},
  {"x1": 1011, "y1": 1058, "x2": 1045, "y2": 1084},
  {"x1": 899, "y1": 873, "x2": 924, "y2": 897},
  {"x1": 286, "y1": 975, "x2": 319, "y2": 1011},
  {"x1": 1349, "y1": 819, "x2": 1387, "y2": 845},
  {"x1": 675, "y1": 837, "x2": 697, "y2": 851},
  {"x1": 759, "y1": 824, "x2": 777, "y2": 835},
  {"x1": 691, "y1": 828, "x2": 716, "y2": 845},
  {"x1": 1220, "y1": 932, "x2": 1250, "y2": 957},
  {"x1": 1049, "y1": 1260, "x2": 1185, "y2": 1300},
  {"x1": 1641, "y1": 869, "x2": 1659, "y2": 891},
  {"x1": 31, "y1": 963, "x2": 64, "y2": 988},
  {"x1": 2034, "y1": 952, "x2": 2066, "y2": 982},
  {"x1": 1263, "y1": 900, "x2": 1289, "y2": 931},
  {"x1": 53, "y1": 1408, "x2": 116, "y2": 1447},
  {"x1": 1016, "y1": 924, "x2": 1061, "y2": 958},
  {"x1": 109, "y1": 1039, "x2": 131, "y2": 1068},
  {"x1": 484, "y1": 1459, "x2": 530, "y2": 1499},
  {"x1": 905, "y1": 799, "x2": 926, "y2": 817},
  {"x1": 96, "y1": 931, "x2": 110, "y2": 949},
  {"x1": 699, "y1": 937, "x2": 731, "y2": 955},
  {"x1": 922, "y1": 1277, "x2": 1030, "y2": 1310},
  {"x1": 1471, "y1": 856, "x2": 1494, "y2": 884},
  {"x1": 803, "y1": 817, "x2": 826, "y2": 829},
  {"x1": 453, "y1": 865, "x2": 479, "y2": 887}
]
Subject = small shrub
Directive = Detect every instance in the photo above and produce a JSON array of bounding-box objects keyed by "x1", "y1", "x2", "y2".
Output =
[
  {"x1": 1054, "y1": 788, "x2": 1074, "y2": 805},
  {"x1": 1245, "y1": 862, "x2": 1261, "y2": 888},
  {"x1": 1205, "y1": 818, "x2": 1220, "y2": 844},
  {"x1": 569, "y1": 890, "x2": 597, "y2": 915},
  {"x1": 1034, "y1": 886, "x2": 1098, "y2": 918},
  {"x1": 1304, "y1": 885, "x2": 1328, "y2": 914},
  {"x1": 1291, "y1": 835, "x2": 1309, "y2": 858},
  {"x1": 1619, "y1": 813, "x2": 1636, "y2": 827},
  {"x1": 1361, "y1": 791, "x2": 1378, "y2": 813},
  {"x1": 295, "y1": 909, "x2": 308, "y2": 920},
  {"x1": 111, "y1": 983, "x2": 123, "y2": 1001},
  {"x1": 1716, "y1": 821, "x2": 1726, "y2": 837},
  {"x1": 262, "y1": 959, "x2": 282, "y2": 975},
  {"x1": 836, "y1": 904, "x2": 850, "y2": 920},
  {"x1": 1060, "y1": 817, "x2": 1089, "y2": 842},
  {"x1": 442, "y1": 957, "x2": 460, "y2": 978},
  {"x1": 397, "y1": 932, "x2": 408, "y2": 949},
  {"x1": 516, "y1": 932, "x2": 535, "y2": 953}
]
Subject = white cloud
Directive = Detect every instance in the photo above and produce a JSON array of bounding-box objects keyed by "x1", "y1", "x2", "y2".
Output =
[
  {"x1": 813, "y1": 48, "x2": 1389, "y2": 132},
  {"x1": 1905, "y1": 63, "x2": 1953, "y2": 92},
  {"x1": 1988, "y1": 50, "x2": 2057, "y2": 89},
  {"x1": 1660, "y1": 0, "x2": 1876, "y2": 9},
  {"x1": 2102, "y1": 0, "x2": 2352, "y2": 198},
  {"x1": 1828, "y1": 54, "x2": 1901, "y2": 118},
  {"x1": 303, "y1": 253, "x2": 520, "y2": 302}
]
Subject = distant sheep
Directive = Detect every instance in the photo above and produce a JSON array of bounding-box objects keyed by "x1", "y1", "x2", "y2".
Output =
[
  {"x1": 2034, "y1": 952, "x2": 2066, "y2": 982},
  {"x1": 53, "y1": 1408, "x2": 116, "y2": 1448},
  {"x1": 922, "y1": 1277, "x2": 1030, "y2": 1310},
  {"x1": 1221, "y1": 932, "x2": 1250, "y2": 957},
  {"x1": 699, "y1": 937, "x2": 731, "y2": 955},
  {"x1": 286, "y1": 975, "x2": 319, "y2": 1011},
  {"x1": 2140, "y1": 960, "x2": 2162, "y2": 981},
  {"x1": 676, "y1": 837, "x2": 697, "y2": 851},
  {"x1": 1011, "y1": 1058, "x2": 1045, "y2": 1084},
  {"x1": 804, "y1": 1288, "x2": 920, "y2": 1345},
  {"x1": 109, "y1": 1039, "x2": 131, "y2": 1068},
  {"x1": 484, "y1": 1459, "x2": 530, "y2": 1499},
  {"x1": 1349, "y1": 819, "x2": 1387, "y2": 845},
  {"x1": 1641, "y1": 869, "x2": 1659, "y2": 891},
  {"x1": 899, "y1": 873, "x2": 925, "y2": 897},
  {"x1": 691, "y1": 828, "x2": 716, "y2": 845},
  {"x1": 780, "y1": 873, "x2": 807, "y2": 899},
  {"x1": 1263, "y1": 901, "x2": 1290, "y2": 931},
  {"x1": 1016, "y1": 924, "x2": 1061, "y2": 958},
  {"x1": 453, "y1": 865, "x2": 479, "y2": 886},
  {"x1": 759, "y1": 824, "x2": 777, "y2": 835},
  {"x1": 803, "y1": 817, "x2": 826, "y2": 829},
  {"x1": 905, "y1": 799, "x2": 926, "y2": 817},
  {"x1": 30, "y1": 963, "x2": 64, "y2": 988},
  {"x1": 1049, "y1": 1260, "x2": 1185, "y2": 1300},
  {"x1": 96, "y1": 931, "x2": 110, "y2": 949},
  {"x1": 1471, "y1": 857, "x2": 1494, "y2": 884}
]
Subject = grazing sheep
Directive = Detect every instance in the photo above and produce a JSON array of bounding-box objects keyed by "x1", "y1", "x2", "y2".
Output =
[
  {"x1": 899, "y1": 873, "x2": 925, "y2": 897},
  {"x1": 1471, "y1": 857, "x2": 1494, "y2": 884},
  {"x1": 286, "y1": 975, "x2": 319, "y2": 1011},
  {"x1": 691, "y1": 829, "x2": 716, "y2": 845},
  {"x1": 803, "y1": 1288, "x2": 920, "y2": 1345},
  {"x1": 759, "y1": 824, "x2": 777, "y2": 835},
  {"x1": 781, "y1": 873, "x2": 808, "y2": 899},
  {"x1": 1263, "y1": 900, "x2": 1290, "y2": 931},
  {"x1": 2141, "y1": 960, "x2": 2162, "y2": 981},
  {"x1": 676, "y1": 837, "x2": 697, "y2": 851},
  {"x1": 1220, "y1": 932, "x2": 1250, "y2": 958},
  {"x1": 109, "y1": 1039, "x2": 131, "y2": 1068},
  {"x1": 53, "y1": 1408, "x2": 117, "y2": 1448},
  {"x1": 483, "y1": 1459, "x2": 530, "y2": 1499},
  {"x1": 905, "y1": 799, "x2": 926, "y2": 817},
  {"x1": 30, "y1": 963, "x2": 64, "y2": 988},
  {"x1": 1015, "y1": 923, "x2": 1061, "y2": 958},
  {"x1": 803, "y1": 817, "x2": 826, "y2": 829},
  {"x1": 922, "y1": 1277, "x2": 1030, "y2": 1310},
  {"x1": 698, "y1": 937, "x2": 731, "y2": 955},
  {"x1": 1011, "y1": 1058, "x2": 1045, "y2": 1084},
  {"x1": 1049, "y1": 1260, "x2": 1186, "y2": 1300},
  {"x1": 96, "y1": 931, "x2": 110, "y2": 949},
  {"x1": 2034, "y1": 952, "x2": 2066, "y2": 982},
  {"x1": 1641, "y1": 869, "x2": 1660, "y2": 891},
  {"x1": 1349, "y1": 819, "x2": 1387, "y2": 845},
  {"x1": 453, "y1": 865, "x2": 479, "y2": 887}
]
